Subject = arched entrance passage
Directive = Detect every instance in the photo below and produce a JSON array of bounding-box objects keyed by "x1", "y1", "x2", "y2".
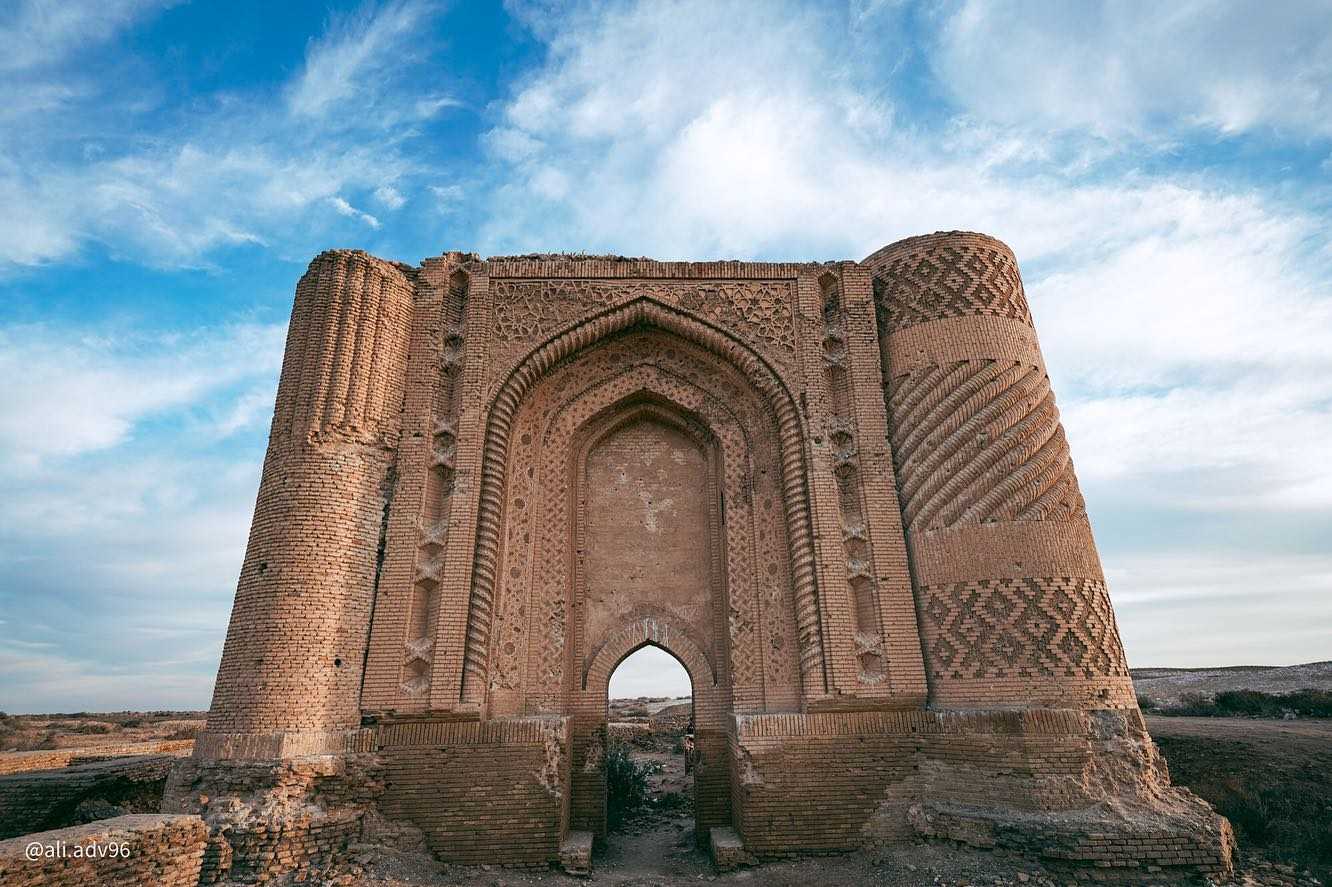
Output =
[
  {"x1": 461, "y1": 301, "x2": 831, "y2": 844},
  {"x1": 460, "y1": 299, "x2": 827, "y2": 710},
  {"x1": 582, "y1": 617, "x2": 720, "y2": 843}
]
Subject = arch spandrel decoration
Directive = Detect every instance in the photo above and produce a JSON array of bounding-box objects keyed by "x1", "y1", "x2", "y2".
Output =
[{"x1": 459, "y1": 298, "x2": 828, "y2": 708}]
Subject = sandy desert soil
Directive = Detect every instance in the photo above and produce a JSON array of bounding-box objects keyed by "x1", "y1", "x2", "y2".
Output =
[{"x1": 0, "y1": 710, "x2": 205, "y2": 752}]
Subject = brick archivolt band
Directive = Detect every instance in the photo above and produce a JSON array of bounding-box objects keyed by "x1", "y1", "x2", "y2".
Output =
[
  {"x1": 461, "y1": 298, "x2": 827, "y2": 705},
  {"x1": 583, "y1": 616, "x2": 716, "y2": 691}
]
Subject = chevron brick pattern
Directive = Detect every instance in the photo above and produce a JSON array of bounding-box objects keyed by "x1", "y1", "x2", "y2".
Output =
[{"x1": 886, "y1": 358, "x2": 1084, "y2": 532}]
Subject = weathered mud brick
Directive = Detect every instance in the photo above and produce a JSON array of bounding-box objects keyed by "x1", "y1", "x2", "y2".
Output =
[{"x1": 171, "y1": 236, "x2": 1232, "y2": 880}]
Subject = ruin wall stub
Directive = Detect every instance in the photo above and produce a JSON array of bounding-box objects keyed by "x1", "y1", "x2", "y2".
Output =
[{"x1": 168, "y1": 233, "x2": 1233, "y2": 881}]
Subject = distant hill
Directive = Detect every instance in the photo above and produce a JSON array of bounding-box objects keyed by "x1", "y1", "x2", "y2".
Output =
[{"x1": 1131, "y1": 661, "x2": 1332, "y2": 705}]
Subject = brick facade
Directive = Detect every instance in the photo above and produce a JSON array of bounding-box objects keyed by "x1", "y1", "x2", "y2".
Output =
[{"x1": 177, "y1": 232, "x2": 1232, "y2": 878}]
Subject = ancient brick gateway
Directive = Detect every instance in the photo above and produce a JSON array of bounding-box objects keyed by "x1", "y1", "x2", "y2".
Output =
[{"x1": 167, "y1": 232, "x2": 1234, "y2": 881}]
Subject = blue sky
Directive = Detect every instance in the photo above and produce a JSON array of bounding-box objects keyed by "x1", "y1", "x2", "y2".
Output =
[{"x1": 1, "y1": 0, "x2": 1330, "y2": 711}]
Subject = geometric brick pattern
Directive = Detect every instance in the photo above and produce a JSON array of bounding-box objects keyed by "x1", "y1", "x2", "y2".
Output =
[
  {"x1": 917, "y1": 577, "x2": 1130, "y2": 681},
  {"x1": 818, "y1": 271, "x2": 886, "y2": 683},
  {"x1": 871, "y1": 232, "x2": 1031, "y2": 336},
  {"x1": 886, "y1": 358, "x2": 1085, "y2": 532}
]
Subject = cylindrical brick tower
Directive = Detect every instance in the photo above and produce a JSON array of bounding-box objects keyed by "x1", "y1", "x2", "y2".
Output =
[
  {"x1": 864, "y1": 232, "x2": 1135, "y2": 710},
  {"x1": 204, "y1": 250, "x2": 415, "y2": 749}
]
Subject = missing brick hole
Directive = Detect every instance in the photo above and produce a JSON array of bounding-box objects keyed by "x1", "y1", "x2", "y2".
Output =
[
  {"x1": 257, "y1": 561, "x2": 267, "y2": 574},
  {"x1": 335, "y1": 658, "x2": 343, "y2": 668}
]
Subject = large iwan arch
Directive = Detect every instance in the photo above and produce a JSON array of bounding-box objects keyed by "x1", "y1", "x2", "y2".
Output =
[{"x1": 172, "y1": 242, "x2": 1234, "y2": 881}]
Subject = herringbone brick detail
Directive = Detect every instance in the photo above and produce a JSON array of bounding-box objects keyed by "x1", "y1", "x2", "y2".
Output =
[{"x1": 886, "y1": 358, "x2": 1084, "y2": 532}]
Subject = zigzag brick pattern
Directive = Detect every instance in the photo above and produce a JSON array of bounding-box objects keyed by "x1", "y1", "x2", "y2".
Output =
[
  {"x1": 873, "y1": 234, "x2": 1031, "y2": 334},
  {"x1": 917, "y1": 577, "x2": 1128, "y2": 681}
]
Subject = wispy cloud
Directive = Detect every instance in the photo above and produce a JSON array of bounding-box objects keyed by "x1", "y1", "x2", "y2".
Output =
[
  {"x1": 0, "y1": 319, "x2": 284, "y2": 712},
  {"x1": 0, "y1": 0, "x2": 168, "y2": 73},
  {"x1": 0, "y1": 322, "x2": 285, "y2": 472},
  {"x1": 0, "y1": 0, "x2": 456, "y2": 270},
  {"x1": 933, "y1": 1, "x2": 1332, "y2": 139},
  {"x1": 287, "y1": 0, "x2": 452, "y2": 123}
]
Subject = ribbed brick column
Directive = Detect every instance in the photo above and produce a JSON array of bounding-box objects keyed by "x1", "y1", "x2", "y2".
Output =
[
  {"x1": 204, "y1": 251, "x2": 415, "y2": 747},
  {"x1": 864, "y1": 232, "x2": 1134, "y2": 710}
]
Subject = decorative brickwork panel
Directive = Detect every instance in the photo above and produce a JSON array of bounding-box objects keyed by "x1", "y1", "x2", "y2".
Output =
[
  {"x1": 869, "y1": 233, "x2": 1031, "y2": 335},
  {"x1": 491, "y1": 279, "x2": 798, "y2": 369},
  {"x1": 460, "y1": 299, "x2": 823, "y2": 708},
  {"x1": 485, "y1": 329, "x2": 800, "y2": 712},
  {"x1": 885, "y1": 358, "x2": 1085, "y2": 533},
  {"x1": 818, "y1": 272, "x2": 885, "y2": 683},
  {"x1": 917, "y1": 577, "x2": 1129, "y2": 681}
]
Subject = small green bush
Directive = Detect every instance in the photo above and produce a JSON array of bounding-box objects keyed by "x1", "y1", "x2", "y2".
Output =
[
  {"x1": 604, "y1": 741, "x2": 651, "y2": 828},
  {"x1": 1154, "y1": 688, "x2": 1332, "y2": 719}
]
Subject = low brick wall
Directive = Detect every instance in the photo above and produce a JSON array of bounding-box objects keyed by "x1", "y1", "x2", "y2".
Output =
[
  {"x1": 0, "y1": 741, "x2": 193, "y2": 776},
  {"x1": 164, "y1": 753, "x2": 382, "y2": 884},
  {"x1": 0, "y1": 813, "x2": 205, "y2": 886},
  {"x1": 377, "y1": 716, "x2": 570, "y2": 866},
  {"x1": 0, "y1": 755, "x2": 177, "y2": 840},
  {"x1": 728, "y1": 708, "x2": 1233, "y2": 880}
]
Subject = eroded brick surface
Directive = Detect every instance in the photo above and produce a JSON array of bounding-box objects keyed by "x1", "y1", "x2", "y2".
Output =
[{"x1": 0, "y1": 814, "x2": 206, "y2": 887}]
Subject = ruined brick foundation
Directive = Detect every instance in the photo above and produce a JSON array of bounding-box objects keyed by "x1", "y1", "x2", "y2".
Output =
[{"x1": 176, "y1": 232, "x2": 1234, "y2": 880}]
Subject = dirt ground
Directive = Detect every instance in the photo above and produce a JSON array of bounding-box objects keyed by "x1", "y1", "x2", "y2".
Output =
[
  {"x1": 0, "y1": 711, "x2": 205, "y2": 752},
  {"x1": 8, "y1": 708, "x2": 1327, "y2": 885},
  {"x1": 1145, "y1": 715, "x2": 1332, "y2": 884}
]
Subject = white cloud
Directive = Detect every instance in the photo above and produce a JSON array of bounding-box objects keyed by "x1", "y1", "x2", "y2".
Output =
[
  {"x1": 327, "y1": 195, "x2": 382, "y2": 228},
  {"x1": 0, "y1": 0, "x2": 167, "y2": 73},
  {"x1": 0, "y1": 322, "x2": 285, "y2": 472},
  {"x1": 286, "y1": 0, "x2": 437, "y2": 120},
  {"x1": 933, "y1": 1, "x2": 1332, "y2": 139},
  {"x1": 374, "y1": 184, "x2": 407, "y2": 209},
  {"x1": 0, "y1": 0, "x2": 454, "y2": 270},
  {"x1": 1108, "y1": 552, "x2": 1332, "y2": 667},
  {"x1": 0, "y1": 321, "x2": 279, "y2": 713}
]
